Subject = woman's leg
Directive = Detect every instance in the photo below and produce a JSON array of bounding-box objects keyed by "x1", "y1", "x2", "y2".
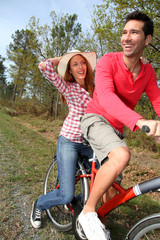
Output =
[{"x1": 37, "y1": 136, "x2": 78, "y2": 211}]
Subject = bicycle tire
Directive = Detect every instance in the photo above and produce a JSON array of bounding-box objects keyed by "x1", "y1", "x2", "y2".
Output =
[
  {"x1": 126, "y1": 213, "x2": 160, "y2": 240},
  {"x1": 43, "y1": 155, "x2": 89, "y2": 232}
]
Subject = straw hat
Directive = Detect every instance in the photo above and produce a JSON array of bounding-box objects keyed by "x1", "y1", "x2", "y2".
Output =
[{"x1": 57, "y1": 50, "x2": 97, "y2": 78}]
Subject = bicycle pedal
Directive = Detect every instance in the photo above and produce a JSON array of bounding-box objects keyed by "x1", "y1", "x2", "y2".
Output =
[{"x1": 71, "y1": 197, "x2": 82, "y2": 214}]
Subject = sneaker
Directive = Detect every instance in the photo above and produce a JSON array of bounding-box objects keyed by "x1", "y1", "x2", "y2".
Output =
[
  {"x1": 78, "y1": 211, "x2": 111, "y2": 240},
  {"x1": 104, "y1": 229, "x2": 112, "y2": 240},
  {"x1": 30, "y1": 200, "x2": 42, "y2": 229}
]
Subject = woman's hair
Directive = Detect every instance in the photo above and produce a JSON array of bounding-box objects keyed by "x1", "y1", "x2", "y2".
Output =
[{"x1": 60, "y1": 54, "x2": 94, "y2": 104}]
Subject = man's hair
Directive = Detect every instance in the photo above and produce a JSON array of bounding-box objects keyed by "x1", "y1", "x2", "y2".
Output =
[{"x1": 125, "y1": 11, "x2": 154, "y2": 37}]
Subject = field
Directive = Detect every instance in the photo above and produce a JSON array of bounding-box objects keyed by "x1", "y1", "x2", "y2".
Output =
[{"x1": 0, "y1": 110, "x2": 159, "y2": 240}]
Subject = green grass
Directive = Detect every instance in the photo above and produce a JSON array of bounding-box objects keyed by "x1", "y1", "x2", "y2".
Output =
[
  {"x1": 0, "y1": 110, "x2": 75, "y2": 239},
  {"x1": 108, "y1": 194, "x2": 160, "y2": 239},
  {"x1": 125, "y1": 127, "x2": 160, "y2": 156},
  {"x1": 0, "y1": 110, "x2": 159, "y2": 240},
  {"x1": 0, "y1": 111, "x2": 55, "y2": 188}
]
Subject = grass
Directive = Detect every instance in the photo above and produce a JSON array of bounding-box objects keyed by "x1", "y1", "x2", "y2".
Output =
[
  {"x1": 0, "y1": 111, "x2": 75, "y2": 240},
  {"x1": 0, "y1": 110, "x2": 159, "y2": 240},
  {"x1": 125, "y1": 127, "x2": 160, "y2": 156}
]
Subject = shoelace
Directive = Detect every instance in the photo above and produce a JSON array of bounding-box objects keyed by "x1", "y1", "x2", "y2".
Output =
[
  {"x1": 86, "y1": 213, "x2": 106, "y2": 231},
  {"x1": 35, "y1": 208, "x2": 41, "y2": 220}
]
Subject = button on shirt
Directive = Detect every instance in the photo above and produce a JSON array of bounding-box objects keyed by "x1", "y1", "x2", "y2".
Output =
[{"x1": 39, "y1": 60, "x2": 91, "y2": 143}]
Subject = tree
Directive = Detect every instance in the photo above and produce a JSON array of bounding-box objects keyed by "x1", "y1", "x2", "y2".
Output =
[
  {"x1": 7, "y1": 29, "x2": 43, "y2": 102},
  {"x1": 0, "y1": 55, "x2": 7, "y2": 99},
  {"x1": 35, "y1": 11, "x2": 82, "y2": 118},
  {"x1": 91, "y1": 2, "x2": 123, "y2": 57},
  {"x1": 6, "y1": 12, "x2": 82, "y2": 117},
  {"x1": 49, "y1": 11, "x2": 82, "y2": 57},
  {"x1": 25, "y1": 12, "x2": 82, "y2": 117}
]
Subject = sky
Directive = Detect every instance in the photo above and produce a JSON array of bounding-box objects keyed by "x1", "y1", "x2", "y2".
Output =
[{"x1": 0, "y1": 0, "x2": 102, "y2": 62}]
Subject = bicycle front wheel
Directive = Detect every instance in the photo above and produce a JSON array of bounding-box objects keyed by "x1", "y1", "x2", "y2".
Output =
[
  {"x1": 43, "y1": 155, "x2": 89, "y2": 232},
  {"x1": 126, "y1": 213, "x2": 160, "y2": 240}
]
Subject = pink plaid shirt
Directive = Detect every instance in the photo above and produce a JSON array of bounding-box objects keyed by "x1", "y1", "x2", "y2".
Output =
[{"x1": 39, "y1": 60, "x2": 91, "y2": 143}]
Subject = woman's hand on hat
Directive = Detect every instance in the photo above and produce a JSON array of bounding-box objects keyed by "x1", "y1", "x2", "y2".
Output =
[
  {"x1": 39, "y1": 57, "x2": 61, "y2": 71},
  {"x1": 39, "y1": 61, "x2": 46, "y2": 71},
  {"x1": 49, "y1": 57, "x2": 61, "y2": 66}
]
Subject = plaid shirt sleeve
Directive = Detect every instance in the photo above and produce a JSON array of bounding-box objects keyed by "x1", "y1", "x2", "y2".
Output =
[{"x1": 38, "y1": 59, "x2": 68, "y2": 95}]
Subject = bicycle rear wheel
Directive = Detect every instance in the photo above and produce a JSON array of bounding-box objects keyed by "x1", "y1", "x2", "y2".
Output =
[
  {"x1": 126, "y1": 213, "x2": 160, "y2": 240},
  {"x1": 43, "y1": 155, "x2": 89, "y2": 232}
]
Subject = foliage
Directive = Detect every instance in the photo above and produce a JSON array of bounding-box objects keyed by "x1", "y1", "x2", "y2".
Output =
[
  {"x1": 49, "y1": 11, "x2": 82, "y2": 57},
  {"x1": 6, "y1": 12, "x2": 82, "y2": 118},
  {"x1": 7, "y1": 29, "x2": 43, "y2": 103},
  {"x1": 3, "y1": 2, "x2": 160, "y2": 119},
  {"x1": 91, "y1": 0, "x2": 160, "y2": 77},
  {"x1": 135, "y1": 93, "x2": 158, "y2": 119},
  {"x1": 0, "y1": 55, "x2": 14, "y2": 101},
  {"x1": 44, "y1": 12, "x2": 82, "y2": 117}
]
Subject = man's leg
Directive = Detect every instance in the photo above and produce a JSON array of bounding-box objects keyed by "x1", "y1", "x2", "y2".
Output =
[
  {"x1": 83, "y1": 146, "x2": 130, "y2": 213},
  {"x1": 100, "y1": 186, "x2": 117, "y2": 225},
  {"x1": 79, "y1": 114, "x2": 130, "y2": 239},
  {"x1": 78, "y1": 146, "x2": 130, "y2": 240}
]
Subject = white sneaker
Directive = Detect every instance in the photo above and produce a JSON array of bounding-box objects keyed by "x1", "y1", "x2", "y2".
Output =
[
  {"x1": 78, "y1": 211, "x2": 111, "y2": 240},
  {"x1": 104, "y1": 229, "x2": 112, "y2": 240}
]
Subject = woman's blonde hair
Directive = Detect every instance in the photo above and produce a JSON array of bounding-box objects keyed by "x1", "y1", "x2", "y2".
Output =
[{"x1": 60, "y1": 54, "x2": 94, "y2": 104}]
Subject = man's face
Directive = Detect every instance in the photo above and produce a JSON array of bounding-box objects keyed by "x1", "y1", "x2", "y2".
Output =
[{"x1": 121, "y1": 20, "x2": 151, "y2": 58}]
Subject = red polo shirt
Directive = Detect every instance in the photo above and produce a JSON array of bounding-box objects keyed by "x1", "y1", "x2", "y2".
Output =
[{"x1": 86, "y1": 52, "x2": 160, "y2": 132}]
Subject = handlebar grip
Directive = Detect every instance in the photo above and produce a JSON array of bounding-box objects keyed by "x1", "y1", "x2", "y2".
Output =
[{"x1": 142, "y1": 125, "x2": 150, "y2": 133}]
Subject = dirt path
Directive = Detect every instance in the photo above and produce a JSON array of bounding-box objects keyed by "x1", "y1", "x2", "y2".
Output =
[{"x1": 0, "y1": 132, "x2": 43, "y2": 240}]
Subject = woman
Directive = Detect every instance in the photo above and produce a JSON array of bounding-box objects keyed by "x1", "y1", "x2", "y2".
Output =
[{"x1": 30, "y1": 50, "x2": 97, "y2": 229}]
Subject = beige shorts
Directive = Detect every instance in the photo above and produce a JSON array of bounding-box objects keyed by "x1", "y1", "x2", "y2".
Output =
[{"x1": 81, "y1": 113, "x2": 127, "y2": 163}]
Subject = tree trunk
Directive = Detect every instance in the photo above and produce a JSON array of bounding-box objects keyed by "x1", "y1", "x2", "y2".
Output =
[
  {"x1": 12, "y1": 84, "x2": 17, "y2": 102},
  {"x1": 55, "y1": 94, "x2": 59, "y2": 119}
]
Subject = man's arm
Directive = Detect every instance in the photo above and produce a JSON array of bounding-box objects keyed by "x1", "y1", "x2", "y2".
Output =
[{"x1": 144, "y1": 67, "x2": 160, "y2": 117}]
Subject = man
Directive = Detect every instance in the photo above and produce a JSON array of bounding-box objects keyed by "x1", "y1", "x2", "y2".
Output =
[{"x1": 79, "y1": 11, "x2": 160, "y2": 240}]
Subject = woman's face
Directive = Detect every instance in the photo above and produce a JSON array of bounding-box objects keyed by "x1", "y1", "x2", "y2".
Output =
[{"x1": 69, "y1": 55, "x2": 87, "y2": 87}]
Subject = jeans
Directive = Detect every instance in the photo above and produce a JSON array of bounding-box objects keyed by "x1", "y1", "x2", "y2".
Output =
[{"x1": 37, "y1": 135, "x2": 93, "y2": 211}]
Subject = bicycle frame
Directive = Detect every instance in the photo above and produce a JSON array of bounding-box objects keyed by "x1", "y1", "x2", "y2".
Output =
[{"x1": 75, "y1": 156, "x2": 160, "y2": 219}]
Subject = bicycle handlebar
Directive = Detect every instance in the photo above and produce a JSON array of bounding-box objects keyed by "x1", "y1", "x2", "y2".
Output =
[{"x1": 142, "y1": 125, "x2": 150, "y2": 133}]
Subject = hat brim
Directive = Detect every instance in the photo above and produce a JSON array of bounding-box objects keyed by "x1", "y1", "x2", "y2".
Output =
[{"x1": 57, "y1": 51, "x2": 97, "y2": 78}]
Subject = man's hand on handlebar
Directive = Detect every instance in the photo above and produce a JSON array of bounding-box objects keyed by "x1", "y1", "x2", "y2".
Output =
[{"x1": 136, "y1": 119, "x2": 160, "y2": 144}]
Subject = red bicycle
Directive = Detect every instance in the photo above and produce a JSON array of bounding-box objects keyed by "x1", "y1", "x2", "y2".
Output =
[{"x1": 43, "y1": 126, "x2": 160, "y2": 239}]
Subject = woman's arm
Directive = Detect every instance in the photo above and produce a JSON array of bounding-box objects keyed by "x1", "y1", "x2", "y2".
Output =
[
  {"x1": 39, "y1": 58, "x2": 69, "y2": 96},
  {"x1": 40, "y1": 57, "x2": 61, "y2": 70}
]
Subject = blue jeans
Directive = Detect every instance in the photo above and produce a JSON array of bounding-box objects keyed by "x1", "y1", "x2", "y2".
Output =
[{"x1": 37, "y1": 135, "x2": 93, "y2": 211}]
